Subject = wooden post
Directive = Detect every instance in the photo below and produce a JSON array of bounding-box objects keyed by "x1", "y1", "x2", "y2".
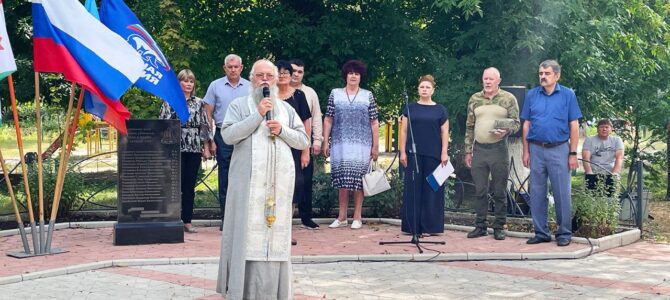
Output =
[
  {"x1": 45, "y1": 83, "x2": 76, "y2": 252},
  {"x1": 0, "y1": 148, "x2": 30, "y2": 253},
  {"x1": 65, "y1": 88, "x2": 85, "y2": 163},
  {"x1": 35, "y1": 72, "x2": 45, "y2": 253},
  {"x1": 8, "y1": 74, "x2": 38, "y2": 253}
]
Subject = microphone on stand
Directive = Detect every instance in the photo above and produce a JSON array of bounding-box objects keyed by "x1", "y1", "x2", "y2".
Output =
[{"x1": 263, "y1": 86, "x2": 272, "y2": 120}]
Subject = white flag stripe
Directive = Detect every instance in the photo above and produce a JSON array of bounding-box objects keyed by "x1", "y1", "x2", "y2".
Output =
[
  {"x1": 0, "y1": 1, "x2": 17, "y2": 78},
  {"x1": 35, "y1": 0, "x2": 143, "y2": 82}
]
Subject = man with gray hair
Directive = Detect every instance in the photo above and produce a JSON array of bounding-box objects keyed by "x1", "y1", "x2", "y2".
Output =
[
  {"x1": 217, "y1": 59, "x2": 309, "y2": 299},
  {"x1": 521, "y1": 59, "x2": 582, "y2": 247},
  {"x1": 203, "y1": 54, "x2": 250, "y2": 228},
  {"x1": 464, "y1": 67, "x2": 520, "y2": 241}
]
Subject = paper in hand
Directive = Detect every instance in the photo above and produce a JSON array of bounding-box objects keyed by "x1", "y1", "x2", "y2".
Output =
[{"x1": 426, "y1": 160, "x2": 454, "y2": 192}]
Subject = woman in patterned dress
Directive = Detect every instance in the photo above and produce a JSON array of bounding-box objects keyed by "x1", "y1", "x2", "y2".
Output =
[
  {"x1": 159, "y1": 69, "x2": 211, "y2": 233},
  {"x1": 323, "y1": 60, "x2": 379, "y2": 230}
]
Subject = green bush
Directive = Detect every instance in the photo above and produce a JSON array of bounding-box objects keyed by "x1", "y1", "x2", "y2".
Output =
[
  {"x1": 1, "y1": 101, "x2": 64, "y2": 134},
  {"x1": 312, "y1": 170, "x2": 337, "y2": 217},
  {"x1": 122, "y1": 87, "x2": 163, "y2": 120},
  {"x1": 311, "y1": 155, "x2": 403, "y2": 218},
  {"x1": 16, "y1": 159, "x2": 86, "y2": 220},
  {"x1": 364, "y1": 169, "x2": 403, "y2": 218},
  {"x1": 572, "y1": 178, "x2": 621, "y2": 238}
]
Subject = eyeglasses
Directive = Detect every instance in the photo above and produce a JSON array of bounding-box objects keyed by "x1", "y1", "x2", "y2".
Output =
[
  {"x1": 278, "y1": 71, "x2": 291, "y2": 77},
  {"x1": 254, "y1": 73, "x2": 275, "y2": 80}
]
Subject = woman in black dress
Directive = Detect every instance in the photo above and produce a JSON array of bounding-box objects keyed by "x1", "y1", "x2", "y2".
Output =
[
  {"x1": 399, "y1": 75, "x2": 449, "y2": 236},
  {"x1": 275, "y1": 60, "x2": 313, "y2": 236}
]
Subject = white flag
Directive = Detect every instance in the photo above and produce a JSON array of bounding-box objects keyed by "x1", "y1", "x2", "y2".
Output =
[{"x1": 0, "y1": 0, "x2": 16, "y2": 81}]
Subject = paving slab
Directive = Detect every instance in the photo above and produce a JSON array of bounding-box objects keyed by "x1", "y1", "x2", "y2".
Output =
[
  {"x1": 0, "y1": 222, "x2": 591, "y2": 281},
  {"x1": 0, "y1": 221, "x2": 663, "y2": 299}
]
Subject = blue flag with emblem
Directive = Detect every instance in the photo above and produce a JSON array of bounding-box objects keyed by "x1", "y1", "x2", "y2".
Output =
[{"x1": 99, "y1": 0, "x2": 188, "y2": 124}]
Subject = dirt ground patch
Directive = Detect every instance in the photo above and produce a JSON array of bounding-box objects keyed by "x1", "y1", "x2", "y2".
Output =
[{"x1": 643, "y1": 200, "x2": 670, "y2": 243}]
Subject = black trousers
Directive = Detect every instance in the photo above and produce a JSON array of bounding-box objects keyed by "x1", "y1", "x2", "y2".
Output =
[
  {"x1": 300, "y1": 155, "x2": 314, "y2": 221},
  {"x1": 181, "y1": 152, "x2": 202, "y2": 224}
]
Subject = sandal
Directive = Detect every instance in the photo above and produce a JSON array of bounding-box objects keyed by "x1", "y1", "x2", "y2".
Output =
[{"x1": 184, "y1": 225, "x2": 198, "y2": 233}]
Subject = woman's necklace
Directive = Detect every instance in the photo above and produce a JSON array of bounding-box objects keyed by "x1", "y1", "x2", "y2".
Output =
[
  {"x1": 279, "y1": 87, "x2": 294, "y2": 100},
  {"x1": 346, "y1": 87, "x2": 360, "y2": 104}
]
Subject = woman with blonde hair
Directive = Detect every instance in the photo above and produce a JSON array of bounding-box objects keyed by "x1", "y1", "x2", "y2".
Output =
[{"x1": 159, "y1": 69, "x2": 212, "y2": 233}]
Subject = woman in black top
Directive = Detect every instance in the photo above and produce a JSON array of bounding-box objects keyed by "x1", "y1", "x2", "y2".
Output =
[
  {"x1": 399, "y1": 75, "x2": 449, "y2": 236},
  {"x1": 159, "y1": 69, "x2": 211, "y2": 233},
  {"x1": 275, "y1": 60, "x2": 314, "y2": 231}
]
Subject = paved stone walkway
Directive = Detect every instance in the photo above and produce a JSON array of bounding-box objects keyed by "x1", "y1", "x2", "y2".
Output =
[
  {"x1": 1, "y1": 249, "x2": 670, "y2": 299},
  {"x1": 0, "y1": 221, "x2": 668, "y2": 299}
]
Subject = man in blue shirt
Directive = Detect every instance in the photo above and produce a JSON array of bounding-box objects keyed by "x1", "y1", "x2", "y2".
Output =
[
  {"x1": 520, "y1": 60, "x2": 582, "y2": 247},
  {"x1": 204, "y1": 54, "x2": 251, "y2": 229}
]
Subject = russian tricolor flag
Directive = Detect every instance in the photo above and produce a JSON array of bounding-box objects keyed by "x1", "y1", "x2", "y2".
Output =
[
  {"x1": 32, "y1": 0, "x2": 145, "y2": 134},
  {"x1": 100, "y1": 0, "x2": 189, "y2": 125}
]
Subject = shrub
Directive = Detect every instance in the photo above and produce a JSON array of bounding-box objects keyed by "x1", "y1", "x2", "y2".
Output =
[
  {"x1": 16, "y1": 158, "x2": 86, "y2": 220},
  {"x1": 364, "y1": 169, "x2": 403, "y2": 218},
  {"x1": 1, "y1": 101, "x2": 64, "y2": 134},
  {"x1": 311, "y1": 156, "x2": 403, "y2": 218},
  {"x1": 312, "y1": 170, "x2": 337, "y2": 217},
  {"x1": 572, "y1": 178, "x2": 621, "y2": 238}
]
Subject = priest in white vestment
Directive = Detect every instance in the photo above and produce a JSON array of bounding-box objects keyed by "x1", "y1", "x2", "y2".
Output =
[{"x1": 217, "y1": 59, "x2": 310, "y2": 300}]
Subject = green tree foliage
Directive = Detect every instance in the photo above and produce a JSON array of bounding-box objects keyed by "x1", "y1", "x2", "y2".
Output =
[{"x1": 2, "y1": 1, "x2": 670, "y2": 180}]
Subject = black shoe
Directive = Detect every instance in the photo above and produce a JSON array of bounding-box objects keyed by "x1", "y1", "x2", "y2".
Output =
[
  {"x1": 219, "y1": 223, "x2": 223, "y2": 231},
  {"x1": 493, "y1": 229, "x2": 506, "y2": 240},
  {"x1": 301, "y1": 219, "x2": 320, "y2": 230},
  {"x1": 526, "y1": 236, "x2": 551, "y2": 244},
  {"x1": 291, "y1": 239, "x2": 297, "y2": 246},
  {"x1": 467, "y1": 227, "x2": 487, "y2": 238},
  {"x1": 557, "y1": 238, "x2": 571, "y2": 247}
]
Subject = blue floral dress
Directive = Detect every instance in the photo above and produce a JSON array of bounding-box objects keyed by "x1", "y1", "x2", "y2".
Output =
[{"x1": 326, "y1": 88, "x2": 378, "y2": 190}]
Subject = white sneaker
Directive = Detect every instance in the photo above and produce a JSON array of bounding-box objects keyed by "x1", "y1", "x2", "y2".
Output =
[
  {"x1": 329, "y1": 219, "x2": 348, "y2": 228},
  {"x1": 351, "y1": 220, "x2": 362, "y2": 229}
]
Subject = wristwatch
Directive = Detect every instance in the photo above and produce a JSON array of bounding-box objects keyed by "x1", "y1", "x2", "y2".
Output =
[{"x1": 569, "y1": 151, "x2": 577, "y2": 156}]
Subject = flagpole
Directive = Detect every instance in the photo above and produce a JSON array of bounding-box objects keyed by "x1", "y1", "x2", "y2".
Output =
[
  {"x1": 45, "y1": 83, "x2": 76, "y2": 253},
  {"x1": 0, "y1": 148, "x2": 30, "y2": 253},
  {"x1": 8, "y1": 74, "x2": 37, "y2": 254},
  {"x1": 65, "y1": 89, "x2": 84, "y2": 159},
  {"x1": 57, "y1": 87, "x2": 84, "y2": 207},
  {"x1": 33, "y1": 72, "x2": 45, "y2": 254}
]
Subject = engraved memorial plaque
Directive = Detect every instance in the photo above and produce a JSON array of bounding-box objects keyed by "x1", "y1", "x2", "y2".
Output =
[{"x1": 114, "y1": 120, "x2": 184, "y2": 245}]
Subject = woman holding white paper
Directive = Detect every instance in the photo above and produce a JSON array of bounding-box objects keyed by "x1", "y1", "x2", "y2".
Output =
[{"x1": 399, "y1": 75, "x2": 449, "y2": 236}]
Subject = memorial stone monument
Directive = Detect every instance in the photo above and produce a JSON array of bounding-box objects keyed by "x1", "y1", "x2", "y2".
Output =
[{"x1": 114, "y1": 119, "x2": 184, "y2": 245}]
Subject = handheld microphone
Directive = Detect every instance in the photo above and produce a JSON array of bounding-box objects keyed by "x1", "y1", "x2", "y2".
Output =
[{"x1": 263, "y1": 87, "x2": 272, "y2": 120}]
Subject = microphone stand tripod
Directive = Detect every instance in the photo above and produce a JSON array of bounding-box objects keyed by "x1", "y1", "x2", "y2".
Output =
[{"x1": 379, "y1": 91, "x2": 445, "y2": 253}]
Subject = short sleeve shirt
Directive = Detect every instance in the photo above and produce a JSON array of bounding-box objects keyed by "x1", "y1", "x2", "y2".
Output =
[
  {"x1": 582, "y1": 135, "x2": 624, "y2": 173},
  {"x1": 203, "y1": 76, "x2": 250, "y2": 126},
  {"x1": 402, "y1": 103, "x2": 448, "y2": 160},
  {"x1": 520, "y1": 84, "x2": 582, "y2": 143}
]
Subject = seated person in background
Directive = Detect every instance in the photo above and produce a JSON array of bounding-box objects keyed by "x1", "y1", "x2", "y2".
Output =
[{"x1": 582, "y1": 119, "x2": 624, "y2": 193}]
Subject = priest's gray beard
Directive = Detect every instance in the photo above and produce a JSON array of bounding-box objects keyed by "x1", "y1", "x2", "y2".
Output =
[{"x1": 251, "y1": 85, "x2": 280, "y2": 106}]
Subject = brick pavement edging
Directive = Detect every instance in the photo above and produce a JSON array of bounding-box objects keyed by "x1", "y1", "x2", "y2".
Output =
[{"x1": 0, "y1": 218, "x2": 640, "y2": 286}]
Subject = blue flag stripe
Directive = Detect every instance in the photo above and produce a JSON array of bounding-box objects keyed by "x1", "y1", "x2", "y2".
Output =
[{"x1": 99, "y1": 0, "x2": 188, "y2": 124}]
